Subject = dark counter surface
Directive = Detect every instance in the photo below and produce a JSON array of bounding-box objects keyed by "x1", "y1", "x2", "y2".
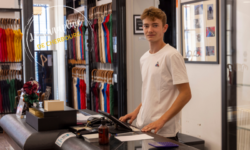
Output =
[{"x1": 0, "y1": 114, "x2": 197, "y2": 150}]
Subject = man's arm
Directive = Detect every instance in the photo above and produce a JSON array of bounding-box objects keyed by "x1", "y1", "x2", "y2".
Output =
[
  {"x1": 141, "y1": 83, "x2": 191, "y2": 133},
  {"x1": 119, "y1": 103, "x2": 142, "y2": 124}
]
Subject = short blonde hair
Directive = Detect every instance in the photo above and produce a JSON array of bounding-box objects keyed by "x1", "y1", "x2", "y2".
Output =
[{"x1": 141, "y1": 7, "x2": 167, "y2": 26}]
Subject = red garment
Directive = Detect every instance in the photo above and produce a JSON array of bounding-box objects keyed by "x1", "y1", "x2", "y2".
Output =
[
  {"x1": 106, "y1": 84, "x2": 110, "y2": 113},
  {"x1": 103, "y1": 15, "x2": 111, "y2": 63},
  {"x1": 0, "y1": 28, "x2": 3, "y2": 62},
  {"x1": 80, "y1": 79, "x2": 86, "y2": 109}
]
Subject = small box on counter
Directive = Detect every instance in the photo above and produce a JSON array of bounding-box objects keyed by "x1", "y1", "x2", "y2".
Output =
[
  {"x1": 29, "y1": 108, "x2": 44, "y2": 118},
  {"x1": 26, "y1": 106, "x2": 77, "y2": 131},
  {"x1": 44, "y1": 100, "x2": 64, "y2": 111}
]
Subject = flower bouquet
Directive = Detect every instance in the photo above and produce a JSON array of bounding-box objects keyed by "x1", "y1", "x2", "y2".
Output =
[{"x1": 22, "y1": 80, "x2": 40, "y2": 111}]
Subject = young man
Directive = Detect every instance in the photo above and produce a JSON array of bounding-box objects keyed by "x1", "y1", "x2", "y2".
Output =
[{"x1": 119, "y1": 7, "x2": 192, "y2": 139}]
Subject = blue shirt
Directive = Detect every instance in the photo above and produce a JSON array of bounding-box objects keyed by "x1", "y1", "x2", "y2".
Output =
[
  {"x1": 76, "y1": 78, "x2": 81, "y2": 109},
  {"x1": 102, "y1": 83, "x2": 107, "y2": 112}
]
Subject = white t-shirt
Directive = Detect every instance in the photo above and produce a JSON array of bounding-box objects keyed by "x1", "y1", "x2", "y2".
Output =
[{"x1": 136, "y1": 44, "x2": 189, "y2": 137}]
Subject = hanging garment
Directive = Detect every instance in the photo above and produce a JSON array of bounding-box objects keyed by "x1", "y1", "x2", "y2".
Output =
[
  {"x1": 100, "y1": 18, "x2": 106, "y2": 63},
  {"x1": 94, "y1": 19, "x2": 99, "y2": 62},
  {"x1": 0, "y1": 28, "x2": 3, "y2": 62},
  {"x1": 106, "y1": 83, "x2": 110, "y2": 113},
  {"x1": 79, "y1": 26, "x2": 82, "y2": 60},
  {"x1": 91, "y1": 19, "x2": 98, "y2": 62},
  {"x1": 2, "y1": 30, "x2": 7, "y2": 62},
  {"x1": 102, "y1": 83, "x2": 107, "y2": 112},
  {"x1": 0, "y1": 81, "x2": 4, "y2": 113},
  {"x1": 109, "y1": 84, "x2": 114, "y2": 115},
  {"x1": 67, "y1": 28, "x2": 73, "y2": 59},
  {"x1": 80, "y1": 79, "x2": 86, "y2": 109},
  {"x1": 10, "y1": 29, "x2": 15, "y2": 62},
  {"x1": 0, "y1": 82, "x2": 3, "y2": 113},
  {"x1": 76, "y1": 78, "x2": 81, "y2": 109},
  {"x1": 93, "y1": 82, "x2": 100, "y2": 111},
  {"x1": 99, "y1": 82, "x2": 104, "y2": 111},
  {"x1": 79, "y1": 25, "x2": 84, "y2": 60},
  {"x1": 17, "y1": 29, "x2": 23, "y2": 62},
  {"x1": 91, "y1": 82, "x2": 96, "y2": 111},
  {"x1": 102, "y1": 17, "x2": 108, "y2": 63},
  {"x1": 14, "y1": 30, "x2": 18, "y2": 62},
  {"x1": 75, "y1": 27, "x2": 81, "y2": 60},
  {"x1": 73, "y1": 77, "x2": 78, "y2": 109},
  {"x1": 71, "y1": 27, "x2": 76, "y2": 60},
  {"x1": 9, "y1": 79, "x2": 16, "y2": 112},
  {"x1": 90, "y1": 20, "x2": 96, "y2": 62},
  {"x1": 82, "y1": 24, "x2": 86, "y2": 60},
  {"x1": 98, "y1": 16, "x2": 104, "y2": 63},
  {"x1": 109, "y1": 14, "x2": 113, "y2": 63},
  {"x1": 5, "y1": 29, "x2": 10, "y2": 62},
  {"x1": 4, "y1": 80, "x2": 11, "y2": 112},
  {"x1": 103, "y1": 14, "x2": 111, "y2": 63}
]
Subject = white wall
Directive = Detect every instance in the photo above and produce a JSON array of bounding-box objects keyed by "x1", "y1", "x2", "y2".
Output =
[
  {"x1": 126, "y1": 0, "x2": 155, "y2": 117},
  {"x1": 178, "y1": 0, "x2": 222, "y2": 150},
  {"x1": 0, "y1": 0, "x2": 19, "y2": 21}
]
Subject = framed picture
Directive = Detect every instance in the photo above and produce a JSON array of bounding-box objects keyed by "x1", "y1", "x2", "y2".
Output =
[
  {"x1": 181, "y1": 0, "x2": 219, "y2": 64},
  {"x1": 134, "y1": 15, "x2": 144, "y2": 34}
]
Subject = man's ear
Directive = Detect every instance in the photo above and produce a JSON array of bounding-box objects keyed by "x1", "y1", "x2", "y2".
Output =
[{"x1": 163, "y1": 24, "x2": 168, "y2": 32}]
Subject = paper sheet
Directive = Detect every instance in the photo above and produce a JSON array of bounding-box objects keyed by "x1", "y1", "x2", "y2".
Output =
[
  {"x1": 82, "y1": 133, "x2": 99, "y2": 139},
  {"x1": 115, "y1": 134, "x2": 154, "y2": 142},
  {"x1": 77, "y1": 114, "x2": 103, "y2": 123},
  {"x1": 55, "y1": 132, "x2": 76, "y2": 147}
]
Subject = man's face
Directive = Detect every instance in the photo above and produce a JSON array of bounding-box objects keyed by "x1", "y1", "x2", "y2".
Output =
[{"x1": 142, "y1": 17, "x2": 168, "y2": 43}]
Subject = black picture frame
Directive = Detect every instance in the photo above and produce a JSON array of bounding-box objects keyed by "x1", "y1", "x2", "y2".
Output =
[
  {"x1": 181, "y1": 0, "x2": 219, "y2": 64},
  {"x1": 133, "y1": 15, "x2": 144, "y2": 35}
]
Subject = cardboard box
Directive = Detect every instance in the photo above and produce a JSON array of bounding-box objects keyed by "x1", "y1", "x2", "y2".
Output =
[{"x1": 44, "y1": 100, "x2": 64, "y2": 111}]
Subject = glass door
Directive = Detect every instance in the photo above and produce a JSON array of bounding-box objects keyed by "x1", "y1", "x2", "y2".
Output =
[{"x1": 225, "y1": 0, "x2": 250, "y2": 149}]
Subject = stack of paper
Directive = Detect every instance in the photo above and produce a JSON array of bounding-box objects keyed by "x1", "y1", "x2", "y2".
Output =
[
  {"x1": 115, "y1": 134, "x2": 154, "y2": 142},
  {"x1": 77, "y1": 114, "x2": 103, "y2": 123},
  {"x1": 82, "y1": 134, "x2": 99, "y2": 143}
]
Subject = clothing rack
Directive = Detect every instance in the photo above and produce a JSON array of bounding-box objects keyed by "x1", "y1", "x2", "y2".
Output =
[
  {"x1": 0, "y1": 8, "x2": 24, "y2": 114},
  {"x1": 66, "y1": 0, "x2": 127, "y2": 118}
]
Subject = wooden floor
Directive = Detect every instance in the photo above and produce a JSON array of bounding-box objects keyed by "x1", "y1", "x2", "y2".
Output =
[
  {"x1": 0, "y1": 134, "x2": 14, "y2": 150},
  {"x1": 0, "y1": 115, "x2": 15, "y2": 150}
]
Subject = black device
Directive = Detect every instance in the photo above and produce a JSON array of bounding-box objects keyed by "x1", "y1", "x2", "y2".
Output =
[
  {"x1": 98, "y1": 110, "x2": 133, "y2": 133},
  {"x1": 87, "y1": 117, "x2": 113, "y2": 127}
]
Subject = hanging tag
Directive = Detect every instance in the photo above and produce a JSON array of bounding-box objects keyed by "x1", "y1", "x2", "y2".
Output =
[{"x1": 113, "y1": 74, "x2": 117, "y2": 83}]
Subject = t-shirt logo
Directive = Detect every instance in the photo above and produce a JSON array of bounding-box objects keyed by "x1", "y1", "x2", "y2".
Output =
[{"x1": 155, "y1": 62, "x2": 159, "y2": 67}]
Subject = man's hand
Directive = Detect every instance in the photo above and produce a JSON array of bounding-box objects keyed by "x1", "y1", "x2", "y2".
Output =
[
  {"x1": 141, "y1": 119, "x2": 165, "y2": 134},
  {"x1": 119, "y1": 111, "x2": 137, "y2": 124}
]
